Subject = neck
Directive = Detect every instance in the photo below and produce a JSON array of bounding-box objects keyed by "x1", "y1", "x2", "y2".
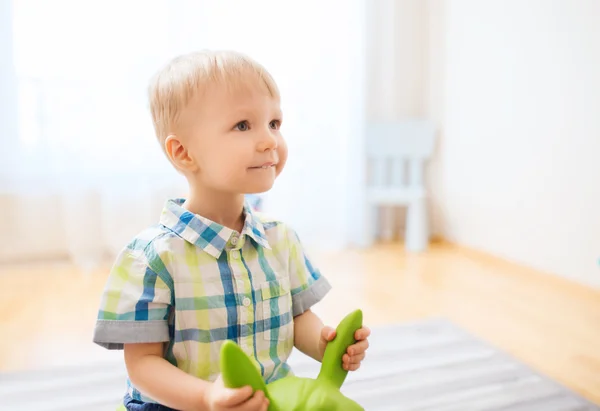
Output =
[{"x1": 183, "y1": 184, "x2": 246, "y2": 233}]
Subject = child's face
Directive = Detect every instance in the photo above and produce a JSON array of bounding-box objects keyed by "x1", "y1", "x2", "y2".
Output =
[{"x1": 180, "y1": 80, "x2": 287, "y2": 195}]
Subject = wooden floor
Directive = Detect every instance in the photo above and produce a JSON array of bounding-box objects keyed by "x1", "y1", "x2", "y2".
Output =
[{"x1": 1, "y1": 241, "x2": 599, "y2": 405}]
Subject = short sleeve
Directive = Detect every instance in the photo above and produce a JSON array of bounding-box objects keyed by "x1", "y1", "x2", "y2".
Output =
[
  {"x1": 286, "y1": 226, "x2": 332, "y2": 317},
  {"x1": 93, "y1": 247, "x2": 173, "y2": 350}
]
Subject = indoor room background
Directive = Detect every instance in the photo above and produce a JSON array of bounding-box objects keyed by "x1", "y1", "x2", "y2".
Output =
[{"x1": 1, "y1": 0, "x2": 599, "y2": 409}]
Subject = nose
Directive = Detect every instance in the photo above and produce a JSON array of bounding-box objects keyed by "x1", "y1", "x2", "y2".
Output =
[{"x1": 257, "y1": 129, "x2": 278, "y2": 152}]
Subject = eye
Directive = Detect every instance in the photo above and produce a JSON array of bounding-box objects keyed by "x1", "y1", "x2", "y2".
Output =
[
  {"x1": 234, "y1": 121, "x2": 249, "y2": 131},
  {"x1": 269, "y1": 120, "x2": 281, "y2": 130}
]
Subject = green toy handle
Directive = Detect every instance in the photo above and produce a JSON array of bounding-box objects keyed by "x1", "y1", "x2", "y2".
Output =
[
  {"x1": 220, "y1": 340, "x2": 269, "y2": 394},
  {"x1": 317, "y1": 309, "x2": 363, "y2": 389},
  {"x1": 220, "y1": 340, "x2": 280, "y2": 410}
]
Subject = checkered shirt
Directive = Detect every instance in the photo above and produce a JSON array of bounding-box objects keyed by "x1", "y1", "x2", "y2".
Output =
[{"x1": 93, "y1": 198, "x2": 331, "y2": 405}]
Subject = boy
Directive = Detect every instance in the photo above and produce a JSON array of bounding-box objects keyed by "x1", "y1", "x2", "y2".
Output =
[{"x1": 93, "y1": 50, "x2": 370, "y2": 411}]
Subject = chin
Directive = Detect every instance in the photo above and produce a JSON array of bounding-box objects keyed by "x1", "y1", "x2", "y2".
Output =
[
  {"x1": 244, "y1": 182, "x2": 275, "y2": 194},
  {"x1": 246, "y1": 186, "x2": 273, "y2": 195}
]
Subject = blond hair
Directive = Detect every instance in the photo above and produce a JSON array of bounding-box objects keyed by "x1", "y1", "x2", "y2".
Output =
[{"x1": 148, "y1": 50, "x2": 280, "y2": 146}]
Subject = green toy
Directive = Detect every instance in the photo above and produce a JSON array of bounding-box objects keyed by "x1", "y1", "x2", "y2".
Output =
[{"x1": 220, "y1": 309, "x2": 365, "y2": 411}]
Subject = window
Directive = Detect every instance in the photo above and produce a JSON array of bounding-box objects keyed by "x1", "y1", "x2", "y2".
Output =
[{"x1": 5, "y1": 0, "x2": 366, "y2": 250}]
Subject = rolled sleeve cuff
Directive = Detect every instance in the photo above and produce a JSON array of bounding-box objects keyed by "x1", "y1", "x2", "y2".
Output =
[
  {"x1": 291, "y1": 276, "x2": 332, "y2": 317},
  {"x1": 93, "y1": 320, "x2": 170, "y2": 350}
]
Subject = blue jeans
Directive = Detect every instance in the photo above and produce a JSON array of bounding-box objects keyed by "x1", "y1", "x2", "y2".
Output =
[{"x1": 123, "y1": 394, "x2": 178, "y2": 411}]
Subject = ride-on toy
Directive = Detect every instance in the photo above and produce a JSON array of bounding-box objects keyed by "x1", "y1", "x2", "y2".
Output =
[{"x1": 221, "y1": 309, "x2": 365, "y2": 410}]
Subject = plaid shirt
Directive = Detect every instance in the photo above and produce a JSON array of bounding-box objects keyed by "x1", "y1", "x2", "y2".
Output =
[{"x1": 93, "y1": 198, "x2": 331, "y2": 405}]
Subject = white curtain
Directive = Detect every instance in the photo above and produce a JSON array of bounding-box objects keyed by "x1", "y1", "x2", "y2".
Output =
[{"x1": 1, "y1": 0, "x2": 367, "y2": 267}]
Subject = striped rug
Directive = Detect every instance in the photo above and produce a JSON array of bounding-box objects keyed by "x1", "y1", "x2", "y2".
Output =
[{"x1": 1, "y1": 318, "x2": 598, "y2": 410}]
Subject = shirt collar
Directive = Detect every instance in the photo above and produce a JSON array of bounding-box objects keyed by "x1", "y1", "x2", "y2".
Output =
[{"x1": 159, "y1": 198, "x2": 270, "y2": 258}]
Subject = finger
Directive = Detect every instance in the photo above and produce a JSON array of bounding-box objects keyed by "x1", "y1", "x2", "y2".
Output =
[
  {"x1": 236, "y1": 390, "x2": 262, "y2": 411},
  {"x1": 259, "y1": 395, "x2": 270, "y2": 411},
  {"x1": 343, "y1": 351, "x2": 366, "y2": 365},
  {"x1": 237, "y1": 390, "x2": 266, "y2": 411},
  {"x1": 343, "y1": 358, "x2": 362, "y2": 371},
  {"x1": 347, "y1": 362, "x2": 361, "y2": 371},
  {"x1": 355, "y1": 327, "x2": 371, "y2": 340},
  {"x1": 259, "y1": 398, "x2": 270, "y2": 411},
  {"x1": 347, "y1": 352, "x2": 366, "y2": 364},
  {"x1": 321, "y1": 326, "x2": 336, "y2": 342},
  {"x1": 216, "y1": 386, "x2": 254, "y2": 406},
  {"x1": 343, "y1": 353, "x2": 350, "y2": 365},
  {"x1": 347, "y1": 339, "x2": 369, "y2": 355}
]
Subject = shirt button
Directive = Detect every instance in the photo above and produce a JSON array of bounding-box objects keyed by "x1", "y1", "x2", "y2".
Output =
[
  {"x1": 243, "y1": 297, "x2": 251, "y2": 307},
  {"x1": 231, "y1": 236, "x2": 238, "y2": 245}
]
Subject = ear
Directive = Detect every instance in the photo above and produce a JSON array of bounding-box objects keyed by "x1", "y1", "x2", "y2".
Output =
[
  {"x1": 164, "y1": 134, "x2": 198, "y2": 172},
  {"x1": 220, "y1": 340, "x2": 269, "y2": 394},
  {"x1": 317, "y1": 309, "x2": 363, "y2": 389}
]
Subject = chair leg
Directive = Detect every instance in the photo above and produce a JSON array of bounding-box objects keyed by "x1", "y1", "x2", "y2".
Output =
[
  {"x1": 362, "y1": 203, "x2": 377, "y2": 247},
  {"x1": 380, "y1": 205, "x2": 395, "y2": 241},
  {"x1": 406, "y1": 197, "x2": 428, "y2": 252}
]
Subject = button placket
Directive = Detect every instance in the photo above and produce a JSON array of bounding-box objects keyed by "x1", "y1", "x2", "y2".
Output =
[
  {"x1": 230, "y1": 241, "x2": 254, "y2": 357},
  {"x1": 237, "y1": 303, "x2": 253, "y2": 359}
]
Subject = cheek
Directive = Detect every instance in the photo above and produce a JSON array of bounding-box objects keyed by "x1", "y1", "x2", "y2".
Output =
[
  {"x1": 198, "y1": 142, "x2": 244, "y2": 176},
  {"x1": 276, "y1": 139, "x2": 288, "y2": 176},
  {"x1": 216, "y1": 147, "x2": 254, "y2": 185},
  {"x1": 188, "y1": 140, "x2": 208, "y2": 168}
]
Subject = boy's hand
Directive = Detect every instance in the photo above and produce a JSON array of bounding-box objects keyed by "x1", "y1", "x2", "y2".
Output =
[
  {"x1": 318, "y1": 326, "x2": 371, "y2": 371},
  {"x1": 203, "y1": 375, "x2": 269, "y2": 411}
]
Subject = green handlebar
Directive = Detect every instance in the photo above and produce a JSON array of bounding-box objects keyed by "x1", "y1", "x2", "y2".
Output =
[
  {"x1": 220, "y1": 340, "x2": 269, "y2": 394},
  {"x1": 317, "y1": 308, "x2": 363, "y2": 388}
]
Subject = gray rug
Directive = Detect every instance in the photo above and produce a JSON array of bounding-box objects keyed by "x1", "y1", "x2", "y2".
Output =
[{"x1": 1, "y1": 318, "x2": 598, "y2": 411}]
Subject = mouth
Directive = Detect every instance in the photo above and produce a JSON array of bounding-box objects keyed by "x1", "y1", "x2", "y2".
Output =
[{"x1": 249, "y1": 162, "x2": 277, "y2": 170}]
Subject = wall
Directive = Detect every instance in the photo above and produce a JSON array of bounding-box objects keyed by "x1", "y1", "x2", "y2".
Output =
[
  {"x1": 0, "y1": 0, "x2": 18, "y2": 178},
  {"x1": 367, "y1": 0, "x2": 428, "y2": 240},
  {"x1": 367, "y1": 0, "x2": 427, "y2": 120},
  {"x1": 428, "y1": 0, "x2": 600, "y2": 288}
]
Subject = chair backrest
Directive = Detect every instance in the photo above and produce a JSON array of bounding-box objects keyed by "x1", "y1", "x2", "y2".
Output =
[{"x1": 366, "y1": 120, "x2": 436, "y2": 189}]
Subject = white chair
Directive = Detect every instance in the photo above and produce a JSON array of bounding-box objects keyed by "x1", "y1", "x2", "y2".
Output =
[{"x1": 365, "y1": 120, "x2": 436, "y2": 251}]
